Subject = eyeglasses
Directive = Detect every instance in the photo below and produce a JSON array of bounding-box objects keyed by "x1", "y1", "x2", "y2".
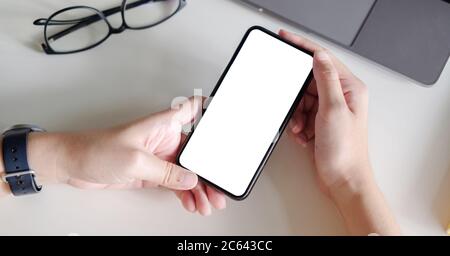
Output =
[{"x1": 33, "y1": 0, "x2": 186, "y2": 54}]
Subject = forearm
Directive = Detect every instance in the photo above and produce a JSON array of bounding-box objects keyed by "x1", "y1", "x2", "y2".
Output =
[
  {"x1": 330, "y1": 170, "x2": 401, "y2": 235},
  {"x1": 0, "y1": 133, "x2": 70, "y2": 197}
]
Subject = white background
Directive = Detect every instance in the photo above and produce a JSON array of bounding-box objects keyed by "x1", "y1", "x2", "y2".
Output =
[
  {"x1": 180, "y1": 29, "x2": 313, "y2": 197},
  {"x1": 0, "y1": 0, "x2": 449, "y2": 235}
]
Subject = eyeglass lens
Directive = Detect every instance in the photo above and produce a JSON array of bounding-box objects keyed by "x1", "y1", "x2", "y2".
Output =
[{"x1": 44, "y1": 0, "x2": 182, "y2": 53}]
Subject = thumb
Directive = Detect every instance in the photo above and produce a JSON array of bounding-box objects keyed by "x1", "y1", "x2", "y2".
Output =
[
  {"x1": 313, "y1": 50, "x2": 346, "y2": 112},
  {"x1": 133, "y1": 152, "x2": 198, "y2": 190}
]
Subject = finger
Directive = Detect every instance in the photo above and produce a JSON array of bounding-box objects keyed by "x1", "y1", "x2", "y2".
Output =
[
  {"x1": 286, "y1": 126, "x2": 307, "y2": 147},
  {"x1": 293, "y1": 120, "x2": 310, "y2": 147},
  {"x1": 313, "y1": 50, "x2": 346, "y2": 112},
  {"x1": 289, "y1": 92, "x2": 317, "y2": 135},
  {"x1": 279, "y1": 29, "x2": 323, "y2": 52},
  {"x1": 174, "y1": 133, "x2": 188, "y2": 157},
  {"x1": 281, "y1": 34, "x2": 364, "y2": 116},
  {"x1": 300, "y1": 99, "x2": 318, "y2": 143},
  {"x1": 343, "y1": 83, "x2": 369, "y2": 116},
  {"x1": 180, "y1": 133, "x2": 187, "y2": 144},
  {"x1": 289, "y1": 100, "x2": 305, "y2": 134},
  {"x1": 279, "y1": 30, "x2": 354, "y2": 77},
  {"x1": 175, "y1": 190, "x2": 196, "y2": 213},
  {"x1": 287, "y1": 126, "x2": 300, "y2": 140},
  {"x1": 174, "y1": 190, "x2": 182, "y2": 199},
  {"x1": 306, "y1": 79, "x2": 318, "y2": 97},
  {"x1": 192, "y1": 183, "x2": 212, "y2": 216},
  {"x1": 290, "y1": 110, "x2": 305, "y2": 134},
  {"x1": 206, "y1": 186, "x2": 227, "y2": 210},
  {"x1": 295, "y1": 134, "x2": 308, "y2": 147},
  {"x1": 134, "y1": 152, "x2": 198, "y2": 190},
  {"x1": 182, "y1": 191, "x2": 197, "y2": 213}
]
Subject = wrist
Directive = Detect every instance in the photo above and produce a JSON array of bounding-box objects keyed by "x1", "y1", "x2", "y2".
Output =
[
  {"x1": 328, "y1": 165, "x2": 376, "y2": 205},
  {"x1": 27, "y1": 132, "x2": 71, "y2": 185},
  {"x1": 327, "y1": 166, "x2": 401, "y2": 235}
]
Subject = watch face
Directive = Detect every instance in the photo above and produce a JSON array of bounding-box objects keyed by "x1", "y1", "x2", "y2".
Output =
[{"x1": 2, "y1": 124, "x2": 46, "y2": 134}]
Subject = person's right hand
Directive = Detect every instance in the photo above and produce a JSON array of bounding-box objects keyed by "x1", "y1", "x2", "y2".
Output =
[
  {"x1": 279, "y1": 29, "x2": 371, "y2": 195},
  {"x1": 280, "y1": 30, "x2": 400, "y2": 235}
]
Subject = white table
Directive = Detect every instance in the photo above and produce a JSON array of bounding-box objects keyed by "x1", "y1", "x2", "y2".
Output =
[{"x1": 0, "y1": 0, "x2": 449, "y2": 235}]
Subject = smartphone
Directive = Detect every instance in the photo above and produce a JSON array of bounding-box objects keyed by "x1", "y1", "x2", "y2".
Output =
[{"x1": 177, "y1": 26, "x2": 313, "y2": 200}]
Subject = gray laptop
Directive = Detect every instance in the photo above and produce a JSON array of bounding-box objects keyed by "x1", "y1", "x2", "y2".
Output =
[{"x1": 240, "y1": 0, "x2": 450, "y2": 86}]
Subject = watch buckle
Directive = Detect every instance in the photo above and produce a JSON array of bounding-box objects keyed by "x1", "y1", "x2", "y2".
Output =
[{"x1": 1, "y1": 170, "x2": 36, "y2": 183}]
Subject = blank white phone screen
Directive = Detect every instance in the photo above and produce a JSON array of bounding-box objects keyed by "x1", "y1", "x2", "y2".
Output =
[{"x1": 179, "y1": 28, "x2": 313, "y2": 197}]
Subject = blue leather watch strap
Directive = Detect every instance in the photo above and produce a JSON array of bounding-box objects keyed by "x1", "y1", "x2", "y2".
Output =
[{"x1": 2, "y1": 128, "x2": 42, "y2": 196}]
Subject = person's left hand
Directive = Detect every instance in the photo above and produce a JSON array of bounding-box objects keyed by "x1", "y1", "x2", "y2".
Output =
[{"x1": 27, "y1": 97, "x2": 226, "y2": 216}]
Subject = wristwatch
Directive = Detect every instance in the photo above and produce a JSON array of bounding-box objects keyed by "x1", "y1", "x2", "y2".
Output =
[{"x1": 1, "y1": 124, "x2": 46, "y2": 196}]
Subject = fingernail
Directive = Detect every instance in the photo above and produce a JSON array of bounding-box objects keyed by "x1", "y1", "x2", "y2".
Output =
[
  {"x1": 290, "y1": 120, "x2": 302, "y2": 134},
  {"x1": 200, "y1": 207, "x2": 212, "y2": 216},
  {"x1": 316, "y1": 51, "x2": 331, "y2": 61},
  {"x1": 180, "y1": 172, "x2": 197, "y2": 188}
]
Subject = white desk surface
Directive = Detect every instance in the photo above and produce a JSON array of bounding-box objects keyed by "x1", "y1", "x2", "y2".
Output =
[{"x1": 0, "y1": 0, "x2": 449, "y2": 235}]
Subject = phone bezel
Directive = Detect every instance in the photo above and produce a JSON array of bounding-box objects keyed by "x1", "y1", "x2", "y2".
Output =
[{"x1": 176, "y1": 26, "x2": 314, "y2": 200}]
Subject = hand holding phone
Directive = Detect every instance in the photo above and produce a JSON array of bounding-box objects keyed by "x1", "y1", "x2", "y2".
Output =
[{"x1": 177, "y1": 26, "x2": 313, "y2": 200}]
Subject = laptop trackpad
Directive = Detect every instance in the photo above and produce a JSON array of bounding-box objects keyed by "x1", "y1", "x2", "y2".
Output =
[
  {"x1": 245, "y1": 0, "x2": 375, "y2": 46},
  {"x1": 351, "y1": 0, "x2": 450, "y2": 85}
]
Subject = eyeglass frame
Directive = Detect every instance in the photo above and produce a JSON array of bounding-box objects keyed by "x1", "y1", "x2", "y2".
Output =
[{"x1": 33, "y1": 0, "x2": 187, "y2": 55}]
